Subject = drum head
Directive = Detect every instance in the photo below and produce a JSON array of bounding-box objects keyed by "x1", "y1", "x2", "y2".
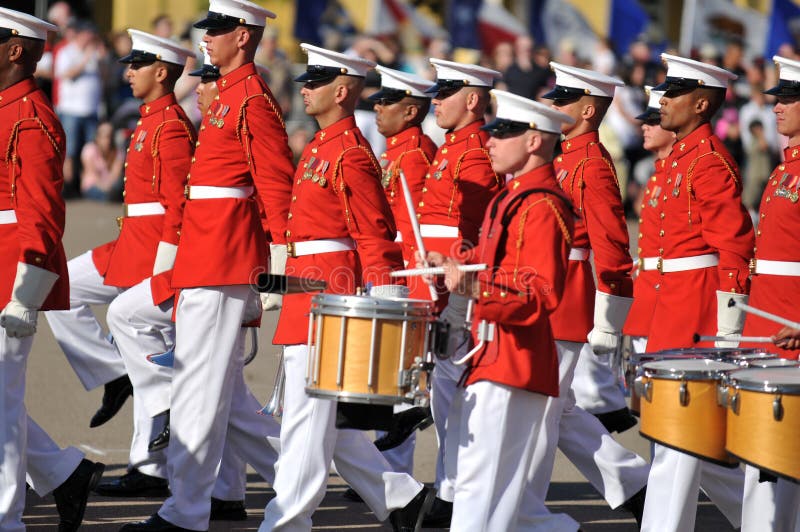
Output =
[
  {"x1": 652, "y1": 347, "x2": 766, "y2": 358},
  {"x1": 745, "y1": 358, "x2": 799, "y2": 369},
  {"x1": 643, "y1": 358, "x2": 739, "y2": 380},
  {"x1": 728, "y1": 367, "x2": 800, "y2": 393}
]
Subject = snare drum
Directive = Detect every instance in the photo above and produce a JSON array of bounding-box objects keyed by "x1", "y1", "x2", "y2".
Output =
[
  {"x1": 627, "y1": 352, "x2": 705, "y2": 415},
  {"x1": 723, "y1": 367, "x2": 800, "y2": 482},
  {"x1": 638, "y1": 358, "x2": 740, "y2": 466},
  {"x1": 306, "y1": 294, "x2": 433, "y2": 405}
]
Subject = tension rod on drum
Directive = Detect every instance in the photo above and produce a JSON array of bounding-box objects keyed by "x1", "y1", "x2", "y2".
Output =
[
  {"x1": 693, "y1": 333, "x2": 774, "y2": 344},
  {"x1": 728, "y1": 299, "x2": 800, "y2": 330}
]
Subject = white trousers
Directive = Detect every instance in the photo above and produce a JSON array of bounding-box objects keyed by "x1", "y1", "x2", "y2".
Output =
[
  {"x1": 741, "y1": 465, "x2": 800, "y2": 532},
  {"x1": 260, "y1": 344, "x2": 423, "y2": 532},
  {"x1": 554, "y1": 340, "x2": 649, "y2": 508},
  {"x1": 431, "y1": 292, "x2": 471, "y2": 494},
  {"x1": 635, "y1": 336, "x2": 744, "y2": 531},
  {"x1": 26, "y1": 417, "x2": 84, "y2": 496},
  {"x1": 571, "y1": 341, "x2": 628, "y2": 414},
  {"x1": 450, "y1": 381, "x2": 579, "y2": 532},
  {"x1": 159, "y1": 286, "x2": 280, "y2": 530},
  {"x1": 44, "y1": 250, "x2": 126, "y2": 390}
]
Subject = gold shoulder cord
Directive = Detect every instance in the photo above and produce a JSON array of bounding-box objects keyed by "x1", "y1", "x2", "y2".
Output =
[
  {"x1": 389, "y1": 147, "x2": 431, "y2": 195},
  {"x1": 514, "y1": 196, "x2": 572, "y2": 284},
  {"x1": 685, "y1": 151, "x2": 739, "y2": 226},
  {"x1": 238, "y1": 92, "x2": 285, "y2": 170},
  {"x1": 448, "y1": 147, "x2": 497, "y2": 218},
  {"x1": 332, "y1": 144, "x2": 380, "y2": 230},
  {"x1": 570, "y1": 156, "x2": 618, "y2": 213},
  {"x1": 6, "y1": 117, "x2": 60, "y2": 203},
  {"x1": 150, "y1": 118, "x2": 196, "y2": 192}
]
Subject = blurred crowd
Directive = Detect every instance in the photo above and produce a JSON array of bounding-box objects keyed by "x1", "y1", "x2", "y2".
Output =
[{"x1": 36, "y1": 1, "x2": 794, "y2": 220}]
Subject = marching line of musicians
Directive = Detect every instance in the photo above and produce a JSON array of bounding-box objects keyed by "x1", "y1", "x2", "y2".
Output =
[{"x1": 1, "y1": 0, "x2": 799, "y2": 530}]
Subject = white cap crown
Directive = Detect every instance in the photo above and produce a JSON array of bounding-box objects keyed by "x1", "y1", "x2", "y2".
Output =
[
  {"x1": 546, "y1": 62, "x2": 624, "y2": 98},
  {"x1": 299, "y1": 43, "x2": 376, "y2": 78},
  {"x1": 490, "y1": 89, "x2": 574, "y2": 135},
  {"x1": 0, "y1": 7, "x2": 57, "y2": 40},
  {"x1": 126, "y1": 29, "x2": 194, "y2": 66},
  {"x1": 429, "y1": 58, "x2": 501, "y2": 88},
  {"x1": 658, "y1": 53, "x2": 737, "y2": 90},
  {"x1": 375, "y1": 65, "x2": 435, "y2": 98}
]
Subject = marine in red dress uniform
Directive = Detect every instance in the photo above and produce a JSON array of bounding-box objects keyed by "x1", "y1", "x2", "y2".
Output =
[{"x1": 427, "y1": 89, "x2": 579, "y2": 531}]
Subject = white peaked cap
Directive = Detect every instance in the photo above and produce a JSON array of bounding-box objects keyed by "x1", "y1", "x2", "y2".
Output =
[
  {"x1": 765, "y1": 55, "x2": 800, "y2": 96},
  {"x1": 429, "y1": 58, "x2": 501, "y2": 88},
  {"x1": 489, "y1": 89, "x2": 574, "y2": 135},
  {"x1": 0, "y1": 7, "x2": 57, "y2": 40},
  {"x1": 195, "y1": 0, "x2": 276, "y2": 29},
  {"x1": 656, "y1": 53, "x2": 737, "y2": 90},
  {"x1": 545, "y1": 62, "x2": 625, "y2": 99},
  {"x1": 297, "y1": 43, "x2": 376, "y2": 79},
  {"x1": 646, "y1": 86, "x2": 665, "y2": 109},
  {"x1": 125, "y1": 29, "x2": 194, "y2": 66},
  {"x1": 375, "y1": 65, "x2": 435, "y2": 98}
]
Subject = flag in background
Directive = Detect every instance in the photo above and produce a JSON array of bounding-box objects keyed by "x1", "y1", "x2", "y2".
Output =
[
  {"x1": 293, "y1": 0, "x2": 327, "y2": 45},
  {"x1": 767, "y1": 0, "x2": 800, "y2": 57}
]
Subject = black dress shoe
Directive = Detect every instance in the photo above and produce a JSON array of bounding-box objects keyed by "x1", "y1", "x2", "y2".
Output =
[
  {"x1": 94, "y1": 468, "x2": 169, "y2": 498},
  {"x1": 374, "y1": 407, "x2": 434, "y2": 452},
  {"x1": 90, "y1": 375, "x2": 133, "y2": 427},
  {"x1": 210, "y1": 497, "x2": 247, "y2": 521},
  {"x1": 389, "y1": 486, "x2": 433, "y2": 532},
  {"x1": 148, "y1": 412, "x2": 170, "y2": 452},
  {"x1": 119, "y1": 513, "x2": 200, "y2": 531},
  {"x1": 53, "y1": 459, "x2": 105, "y2": 532},
  {"x1": 421, "y1": 496, "x2": 453, "y2": 528},
  {"x1": 342, "y1": 487, "x2": 364, "y2": 503},
  {"x1": 594, "y1": 407, "x2": 638, "y2": 434},
  {"x1": 620, "y1": 486, "x2": 646, "y2": 529}
]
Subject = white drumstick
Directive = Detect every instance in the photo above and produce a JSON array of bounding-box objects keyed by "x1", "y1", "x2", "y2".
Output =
[
  {"x1": 398, "y1": 169, "x2": 438, "y2": 301},
  {"x1": 391, "y1": 263, "x2": 488, "y2": 278},
  {"x1": 693, "y1": 333, "x2": 774, "y2": 344},
  {"x1": 728, "y1": 299, "x2": 800, "y2": 330}
]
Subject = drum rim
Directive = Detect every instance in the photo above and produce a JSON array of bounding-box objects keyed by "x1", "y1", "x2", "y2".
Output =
[
  {"x1": 305, "y1": 386, "x2": 424, "y2": 406},
  {"x1": 728, "y1": 367, "x2": 800, "y2": 393},
  {"x1": 652, "y1": 347, "x2": 768, "y2": 357},
  {"x1": 642, "y1": 359, "x2": 739, "y2": 379},
  {"x1": 311, "y1": 293, "x2": 433, "y2": 318}
]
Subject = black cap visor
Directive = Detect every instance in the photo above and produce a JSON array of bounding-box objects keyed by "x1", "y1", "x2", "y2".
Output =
[
  {"x1": 0, "y1": 28, "x2": 13, "y2": 41},
  {"x1": 764, "y1": 79, "x2": 800, "y2": 97},
  {"x1": 194, "y1": 11, "x2": 246, "y2": 30},
  {"x1": 424, "y1": 78, "x2": 473, "y2": 95},
  {"x1": 653, "y1": 76, "x2": 714, "y2": 94},
  {"x1": 189, "y1": 63, "x2": 221, "y2": 81},
  {"x1": 295, "y1": 65, "x2": 348, "y2": 83},
  {"x1": 541, "y1": 84, "x2": 589, "y2": 101},
  {"x1": 481, "y1": 118, "x2": 532, "y2": 137},
  {"x1": 368, "y1": 87, "x2": 414, "y2": 103},
  {"x1": 636, "y1": 107, "x2": 661, "y2": 122},
  {"x1": 119, "y1": 49, "x2": 160, "y2": 64}
]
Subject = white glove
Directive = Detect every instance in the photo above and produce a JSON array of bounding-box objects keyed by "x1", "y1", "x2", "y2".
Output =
[
  {"x1": 261, "y1": 244, "x2": 288, "y2": 311},
  {"x1": 152, "y1": 241, "x2": 178, "y2": 276},
  {"x1": 0, "y1": 262, "x2": 59, "y2": 338},
  {"x1": 368, "y1": 284, "x2": 410, "y2": 299},
  {"x1": 587, "y1": 291, "x2": 633, "y2": 355},
  {"x1": 716, "y1": 291, "x2": 747, "y2": 347}
]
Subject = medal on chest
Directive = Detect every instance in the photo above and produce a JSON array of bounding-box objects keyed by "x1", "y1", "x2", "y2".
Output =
[
  {"x1": 302, "y1": 156, "x2": 328, "y2": 187},
  {"x1": 208, "y1": 101, "x2": 230, "y2": 128},
  {"x1": 671, "y1": 173, "x2": 683, "y2": 198},
  {"x1": 433, "y1": 159, "x2": 448, "y2": 180},
  {"x1": 648, "y1": 185, "x2": 662, "y2": 208},
  {"x1": 774, "y1": 172, "x2": 800, "y2": 203},
  {"x1": 134, "y1": 129, "x2": 147, "y2": 152},
  {"x1": 380, "y1": 158, "x2": 393, "y2": 188},
  {"x1": 556, "y1": 168, "x2": 569, "y2": 187}
]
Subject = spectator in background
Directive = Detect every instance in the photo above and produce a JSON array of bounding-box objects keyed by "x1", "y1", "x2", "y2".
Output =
[
  {"x1": 151, "y1": 14, "x2": 173, "y2": 39},
  {"x1": 592, "y1": 37, "x2": 616, "y2": 75},
  {"x1": 55, "y1": 19, "x2": 102, "y2": 197},
  {"x1": 715, "y1": 103, "x2": 744, "y2": 167},
  {"x1": 105, "y1": 31, "x2": 135, "y2": 115},
  {"x1": 504, "y1": 35, "x2": 550, "y2": 99},
  {"x1": 80, "y1": 121, "x2": 124, "y2": 201},
  {"x1": 722, "y1": 39, "x2": 749, "y2": 103},
  {"x1": 742, "y1": 120, "x2": 772, "y2": 213},
  {"x1": 254, "y1": 26, "x2": 293, "y2": 116}
]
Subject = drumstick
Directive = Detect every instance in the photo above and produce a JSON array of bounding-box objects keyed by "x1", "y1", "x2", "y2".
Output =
[
  {"x1": 391, "y1": 264, "x2": 488, "y2": 277},
  {"x1": 398, "y1": 169, "x2": 438, "y2": 302},
  {"x1": 693, "y1": 333, "x2": 774, "y2": 344},
  {"x1": 727, "y1": 298, "x2": 800, "y2": 330}
]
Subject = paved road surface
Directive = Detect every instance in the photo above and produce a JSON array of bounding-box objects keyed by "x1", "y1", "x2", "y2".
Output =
[{"x1": 21, "y1": 200, "x2": 735, "y2": 530}]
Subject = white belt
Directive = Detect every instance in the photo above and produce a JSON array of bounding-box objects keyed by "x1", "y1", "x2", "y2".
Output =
[
  {"x1": 640, "y1": 253, "x2": 719, "y2": 273},
  {"x1": 420, "y1": 224, "x2": 459, "y2": 238},
  {"x1": 395, "y1": 231, "x2": 403, "y2": 243},
  {"x1": 123, "y1": 202, "x2": 165, "y2": 217},
  {"x1": 569, "y1": 247, "x2": 590, "y2": 261},
  {"x1": 287, "y1": 237, "x2": 355, "y2": 258},
  {"x1": 751, "y1": 258, "x2": 800, "y2": 276},
  {"x1": 188, "y1": 185, "x2": 254, "y2": 200},
  {"x1": 0, "y1": 210, "x2": 17, "y2": 224}
]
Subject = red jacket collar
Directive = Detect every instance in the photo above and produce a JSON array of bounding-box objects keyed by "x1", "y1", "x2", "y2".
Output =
[
  {"x1": 561, "y1": 131, "x2": 599, "y2": 154},
  {"x1": 217, "y1": 63, "x2": 258, "y2": 93},
  {"x1": 314, "y1": 116, "x2": 357, "y2": 145},
  {"x1": 0, "y1": 77, "x2": 38, "y2": 109},
  {"x1": 139, "y1": 93, "x2": 178, "y2": 117},
  {"x1": 444, "y1": 120, "x2": 485, "y2": 145}
]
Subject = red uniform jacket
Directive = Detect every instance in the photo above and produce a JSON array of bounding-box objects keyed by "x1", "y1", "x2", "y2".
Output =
[
  {"x1": 741, "y1": 147, "x2": 800, "y2": 359},
  {"x1": 0, "y1": 78, "x2": 68, "y2": 310},
  {"x1": 91, "y1": 93, "x2": 195, "y2": 299},
  {"x1": 380, "y1": 125, "x2": 437, "y2": 264},
  {"x1": 549, "y1": 131, "x2": 633, "y2": 342},
  {"x1": 171, "y1": 63, "x2": 294, "y2": 288},
  {"x1": 464, "y1": 164, "x2": 574, "y2": 396},
  {"x1": 414, "y1": 120, "x2": 502, "y2": 302},
  {"x1": 273, "y1": 116, "x2": 405, "y2": 345},
  {"x1": 624, "y1": 159, "x2": 666, "y2": 337},
  {"x1": 646, "y1": 124, "x2": 754, "y2": 352}
]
